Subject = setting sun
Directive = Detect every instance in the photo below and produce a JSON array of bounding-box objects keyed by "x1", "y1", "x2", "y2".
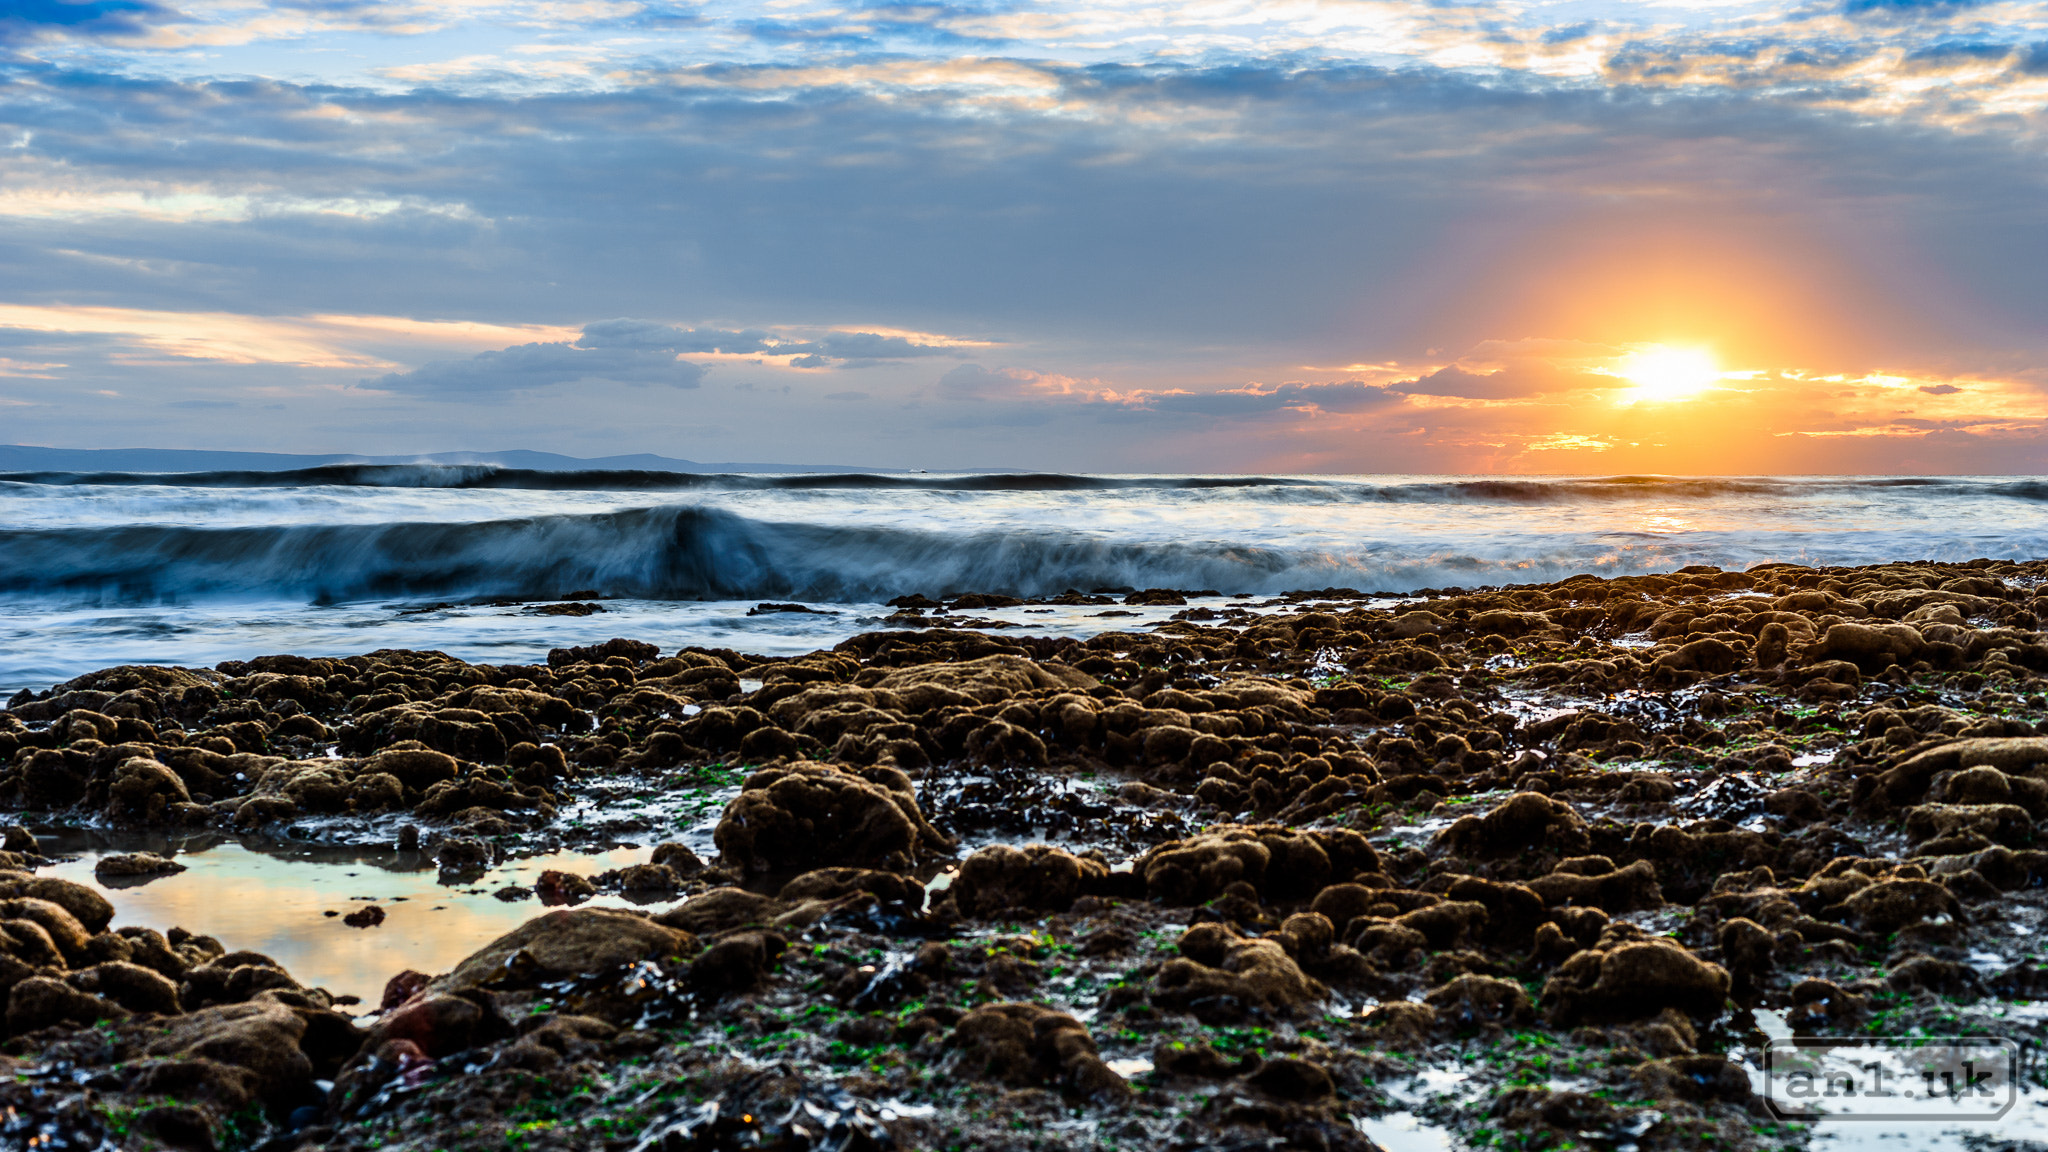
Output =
[{"x1": 1616, "y1": 346, "x2": 1721, "y2": 402}]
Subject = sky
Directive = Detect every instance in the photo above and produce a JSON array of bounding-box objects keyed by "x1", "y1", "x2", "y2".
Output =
[{"x1": 0, "y1": 0, "x2": 2045, "y2": 472}]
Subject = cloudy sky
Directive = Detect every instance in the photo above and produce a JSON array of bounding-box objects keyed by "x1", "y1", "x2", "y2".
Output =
[{"x1": 1, "y1": 0, "x2": 2045, "y2": 472}]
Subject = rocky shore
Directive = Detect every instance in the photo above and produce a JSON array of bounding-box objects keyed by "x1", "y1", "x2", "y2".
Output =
[{"x1": 1, "y1": 557, "x2": 2047, "y2": 1150}]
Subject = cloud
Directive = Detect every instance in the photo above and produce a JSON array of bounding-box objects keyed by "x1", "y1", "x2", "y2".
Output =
[
  {"x1": 1843, "y1": 0, "x2": 1988, "y2": 17},
  {"x1": 1137, "y1": 381, "x2": 1402, "y2": 416},
  {"x1": 1920, "y1": 383, "x2": 1962, "y2": 394},
  {"x1": 1393, "y1": 365, "x2": 1586, "y2": 400},
  {"x1": 938, "y1": 363, "x2": 1096, "y2": 399},
  {"x1": 577, "y1": 319, "x2": 966, "y2": 367},
  {"x1": 0, "y1": 0, "x2": 173, "y2": 45},
  {"x1": 366, "y1": 341, "x2": 707, "y2": 396}
]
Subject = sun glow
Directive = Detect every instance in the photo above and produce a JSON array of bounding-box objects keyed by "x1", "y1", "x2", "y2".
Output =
[{"x1": 1615, "y1": 346, "x2": 1721, "y2": 402}]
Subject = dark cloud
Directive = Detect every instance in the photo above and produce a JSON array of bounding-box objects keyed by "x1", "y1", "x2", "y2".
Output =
[
  {"x1": 1, "y1": 59, "x2": 2041, "y2": 365},
  {"x1": 1843, "y1": 0, "x2": 1986, "y2": 17},
  {"x1": 1919, "y1": 383, "x2": 1962, "y2": 394},
  {"x1": 0, "y1": 0, "x2": 171, "y2": 45},
  {"x1": 0, "y1": 45, "x2": 2043, "y2": 467},
  {"x1": 576, "y1": 319, "x2": 957, "y2": 366},
  {"x1": 365, "y1": 341, "x2": 707, "y2": 397},
  {"x1": 1392, "y1": 365, "x2": 1587, "y2": 399}
]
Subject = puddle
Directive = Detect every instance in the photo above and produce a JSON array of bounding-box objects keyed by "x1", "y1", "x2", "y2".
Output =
[
  {"x1": 35, "y1": 831, "x2": 675, "y2": 1004},
  {"x1": 1352, "y1": 1111, "x2": 1456, "y2": 1152},
  {"x1": 1739, "y1": 1009, "x2": 2048, "y2": 1150}
]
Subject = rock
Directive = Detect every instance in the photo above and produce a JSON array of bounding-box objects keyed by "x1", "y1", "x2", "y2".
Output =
[
  {"x1": 0, "y1": 875, "x2": 114, "y2": 934},
  {"x1": 1526, "y1": 859, "x2": 1663, "y2": 913},
  {"x1": 180, "y1": 952, "x2": 301, "y2": 1008},
  {"x1": 343, "y1": 905, "x2": 386, "y2": 928},
  {"x1": 1719, "y1": 917, "x2": 1775, "y2": 998},
  {"x1": 1152, "y1": 926, "x2": 1326, "y2": 1022},
  {"x1": 1308, "y1": 883, "x2": 1389, "y2": 936},
  {"x1": 104, "y1": 757, "x2": 192, "y2": 824},
  {"x1": 1541, "y1": 939, "x2": 1731, "y2": 1024},
  {"x1": 649, "y1": 842, "x2": 705, "y2": 874},
  {"x1": 949, "y1": 844, "x2": 1106, "y2": 916},
  {"x1": 614, "y1": 863, "x2": 684, "y2": 893},
  {"x1": 1139, "y1": 825, "x2": 1376, "y2": 905},
  {"x1": 7, "y1": 976, "x2": 125, "y2": 1034},
  {"x1": 444, "y1": 908, "x2": 693, "y2": 991},
  {"x1": 1424, "y1": 974, "x2": 1535, "y2": 1029},
  {"x1": 1808, "y1": 622, "x2": 1925, "y2": 671},
  {"x1": 1878, "y1": 738, "x2": 2048, "y2": 807},
  {"x1": 714, "y1": 760, "x2": 952, "y2": 872},
  {"x1": 143, "y1": 995, "x2": 322, "y2": 1103},
  {"x1": 689, "y1": 930, "x2": 786, "y2": 994},
  {"x1": 363, "y1": 992, "x2": 491, "y2": 1060},
  {"x1": 1359, "y1": 1001, "x2": 1438, "y2": 1048},
  {"x1": 535, "y1": 870, "x2": 596, "y2": 905},
  {"x1": 1633, "y1": 1055, "x2": 1753, "y2": 1105},
  {"x1": 1392, "y1": 900, "x2": 1490, "y2": 951},
  {"x1": 1904, "y1": 803, "x2": 2033, "y2": 848},
  {"x1": 74, "y1": 960, "x2": 182, "y2": 1015},
  {"x1": 949, "y1": 1002, "x2": 1128, "y2": 1101},
  {"x1": 777, "y1": 868, "x2": 921, "y2": 915},
  {"x1": 435, "y1": 836, "x2": 494, "y2": 874},
  {"x1": 657, "y1": 888, "x2": 786, "y2": 936},
  {"x1": 1432, "y1": 792, "x2": 1590, "y2": 865},
  {"x1": 876, "y1": 654, "x2": 1096, "y2": 706},
  {"x1": 18, "y1": 749, "x2": 88, "y2": 807},
  {"x1": 1245, "y1": 1057, "x2": 1335, "y2": 1100},
  {"x1": 1442, "y1": 876, "x2": 1549, "y2": 948},
  {"x1": 94, "y1": 852, "x2": 187, "y2": 880},
  {"x1": 1836, "y1": 878, "x2": 1961, "y2": 936},
  {"x1": 381, "y1": 970, "x2": 431, "y2": 1010},
  {"x1": 0, "y1": 919, "x2": 66, "y2": 969},
  {"x1": 0, "y1": 898, "x2": 90, "y2": 965}
]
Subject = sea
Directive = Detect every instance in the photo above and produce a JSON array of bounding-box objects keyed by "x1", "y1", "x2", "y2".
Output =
[{"x1": 3, "y1": 466, "x2": 2046, "y2": 696}]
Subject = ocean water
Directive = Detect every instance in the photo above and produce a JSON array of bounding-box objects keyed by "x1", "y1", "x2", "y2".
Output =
[{"x1": 2, "y1": 467, "x2": 2045, "y2": 695}]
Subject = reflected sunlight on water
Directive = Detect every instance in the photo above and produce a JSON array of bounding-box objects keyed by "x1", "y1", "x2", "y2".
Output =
[{"x1": 39, "y1": 835, "x2": 668, "y2": 1004}]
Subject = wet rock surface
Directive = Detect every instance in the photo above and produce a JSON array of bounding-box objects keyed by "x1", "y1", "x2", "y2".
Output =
[{"x1": 0, "y1": 559, "x2": 2046, "y2": 1147}]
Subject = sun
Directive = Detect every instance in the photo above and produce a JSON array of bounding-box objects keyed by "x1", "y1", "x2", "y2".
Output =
[{"x1": 1615, "y1": 346, "x2": 1721, "y2": 402}]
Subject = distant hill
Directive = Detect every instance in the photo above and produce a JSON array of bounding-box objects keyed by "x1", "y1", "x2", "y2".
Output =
[{"x1": 0, "y1": 445, "x2": 886, "y2": 474}]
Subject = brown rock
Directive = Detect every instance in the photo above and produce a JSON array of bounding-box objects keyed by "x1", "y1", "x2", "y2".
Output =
[
  {"x1": 1139, "y1": 825, "x2": 1376, "y2": 904},
  {"x1": 950, "y1": 844, "x2": 1107, "y2": 916},
  {"x1": 876, "y1": 654, "x2": 1096, "y2": 705},
  {"x1": 104, "y1": 757, "x2": 192, "y2": 824},
  {"x1": 7, "y1": 976, "x2": 125, "y2": 1034},
  {"x1": 93, "y1": 852, "x2": 187, "y2": 880},
  {"x1": 656, "y1": 888, "x2": 785, "y2": 935},
  {"x1": 1836, "y1": 878, "x2": 1960, "y2": 936},
  {"x1": 1541, "y1": 939, "x2": 1731, "y2": 1024},
  {"x1": 714, "y1": 760, "x2": 952, "y2": 872},
  {"x1": 1153, "y1": 928, "x2": 1326, "y2": 1022},
  {"x1": 75, "y1": 960, "x2": 182, "y2": 1015},
  {"x1": 1424, "y1": 974, "x2": 1535, "y2": 1029},
  {"x1": 1432, "y1": 792, "x2": 1591, "y2": 863},
  {"x1": 0, "y1": 898, "x2": 91, "y2": 964},
  {"x1": 0, "y1": 875, "x2": 116, "y2": 934},
  {"x1": 444, "y1": 908, "x2": 693, "y2": 991},
  {"x1": 689, "y1": 930, "x2": 786, "y2": 994},
  {"x1": 1245, "y1": 1057, "x2": 1335, "y2": 1100},
  {"x1": 949, "y1": 1002, "x2": 1128, "y2": 1102},
  {"x1": 1527, "y1": 859, "x2": 1663, "y2": 913}
]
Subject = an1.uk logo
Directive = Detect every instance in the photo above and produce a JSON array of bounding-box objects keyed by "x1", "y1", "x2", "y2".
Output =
[{"x1": 1761, "y1": 1037, "x2": 2019, "y2": 1122}]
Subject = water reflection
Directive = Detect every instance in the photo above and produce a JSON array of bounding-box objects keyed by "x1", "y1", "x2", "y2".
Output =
[{"x1": 34, "y1": 829, "x2": 666, "y2": 1005}]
